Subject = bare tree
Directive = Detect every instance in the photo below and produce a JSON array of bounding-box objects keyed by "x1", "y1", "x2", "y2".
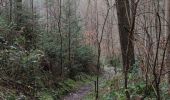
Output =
[
  {"x1": 57, "y1": 0, "x2": 63, "y2": 77},
  {"x1": 95, "y1": 0, "x2": 111, "y2": 99},
  {"x1": 15, "y1": 0, "x2": 22, "y2": 30},
  {"x1": 116, "y1": 0, "x2": 139, "y2": 99},
  {"x1": 68, "y1": 0, "x2": 72, "y2": 76},
  {"x1": 9, "y1": 0, "x2": 12, "y2": 22},
  {"x1": 165, "y1": 0, "x2": 170, "y2": 88},
  {"x1": 30, "y1": 0, "x2": 34, "y2": 32},
  {"x1": 45, "y1": 0, "x2": 49, "y2": 33}
]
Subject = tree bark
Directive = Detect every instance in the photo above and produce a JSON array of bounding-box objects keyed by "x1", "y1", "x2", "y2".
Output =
[
  {"x1": 46, "y1": 0, "x2": 49, "y2": 33},
  {"x1": 9, "y1": 0, "x2": 12, "y2": 22},
  {"x1": 31, "y1": 0, "x2": 34, "y2": 32},
  {"x1": 58, "y1": 0, "x2": 63, "y2": 77},
  {"x1": 165, "y1": 0, "x2": 170, "y2": 87},
  {"x1": 116, "y1": 0, "x2": 135, "y2": 99},
  {"x1": 15, "y1": 0, "x2": 22, "y2": 30},
  {"x1": 68, "y1": 0, "x2": 71, "y2": 75}
]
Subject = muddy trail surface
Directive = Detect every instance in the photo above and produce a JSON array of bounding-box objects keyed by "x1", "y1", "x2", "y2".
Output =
[{"x1": 62, "y1": 67, "x2": 115, "y2": 100}]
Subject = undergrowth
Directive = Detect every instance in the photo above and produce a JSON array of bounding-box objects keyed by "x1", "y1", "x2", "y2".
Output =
[
  {"x1": 84, "y1": 69, "x2": 170, "y2": 100},
  {"x1": 0, "y1": 73, "x2": 96, "y2": 100}
]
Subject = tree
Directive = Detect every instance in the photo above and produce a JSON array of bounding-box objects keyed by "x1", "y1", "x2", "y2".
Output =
[
  {"x1": 9, "y1": 0, "x2": 13, "y2": 22},
  {"x1": 165, "y1": 0, "x2": 170, "y2": 88},
  {"x1": 15, "y1": 0, "x2": 22, "y2": 30},
  {"x1": 68, "y1": 0, "x2": 72, "y2": 77},
  {"x1": 116, "y1": 0, "x2": 138, "y2": 99},
  {"x1": 95, "y1": 0, "x2": 111, "y2": 99},
  {"x1": 30, "y1": 0, "x2": 34, "y2": 32},
  {"x1": 58, "y1": 0, "x2": 63, "y2": 76},
  {"x1": 45, "y1": 0, "x2": 49, "y2": 33}
]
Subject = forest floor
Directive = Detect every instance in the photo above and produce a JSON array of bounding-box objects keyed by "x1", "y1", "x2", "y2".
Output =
[{"x1": 63, "y1": 66, "x2": 115, "y2": 100}]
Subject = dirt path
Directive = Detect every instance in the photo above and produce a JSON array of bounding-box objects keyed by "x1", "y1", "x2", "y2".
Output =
[
  {"x1": 63, "y1": 83, "x2": 93, "y2": 100},
  {"x1": 62, "y1": 67, "x2": 115, "y2": 100}
]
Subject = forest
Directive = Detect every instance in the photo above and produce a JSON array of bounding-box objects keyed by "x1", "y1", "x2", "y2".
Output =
[{"x1": 0, "y1": 0, "x2": 170, "y2": 100}]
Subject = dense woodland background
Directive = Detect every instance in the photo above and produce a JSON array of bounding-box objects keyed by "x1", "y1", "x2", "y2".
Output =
[{"x1": 0, "y1": 0, "x2": 170, "y2": 100}]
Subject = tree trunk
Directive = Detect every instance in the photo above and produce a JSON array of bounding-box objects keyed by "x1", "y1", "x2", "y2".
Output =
[
  {"x1": 31, "y1": 0, "x2": 34, "y2": 32},
  {"x1": 9, "y1": 0, "x2": 12, "y2": 22},
  {"x1": 116, "y1": 0, "x2": 135, "y2": 99},
  {"x1": 58, "y1": 0, "x2": 63, "y2": 77},
  {"x1": 165, "y1": 0, "x2": 170, "y2": 88},
  {"x1": 68, "y1": 0, "x2": 71, "y2": 75},
  {"x1": 46, "y1": 0, "x2": 49, "y2": 33},
  {"x1": 15, "y1": 0, "x2": 22, "y2": 30}
]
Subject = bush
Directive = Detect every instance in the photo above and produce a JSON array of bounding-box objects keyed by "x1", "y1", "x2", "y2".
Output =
[{"x1": 72, "y1": 45, "x2": 97, "y2": 75}]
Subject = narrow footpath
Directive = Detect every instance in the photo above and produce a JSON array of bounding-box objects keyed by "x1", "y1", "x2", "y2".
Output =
[{"x1": 63, "y1": 67, "x2": 115, "y2": 100}]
